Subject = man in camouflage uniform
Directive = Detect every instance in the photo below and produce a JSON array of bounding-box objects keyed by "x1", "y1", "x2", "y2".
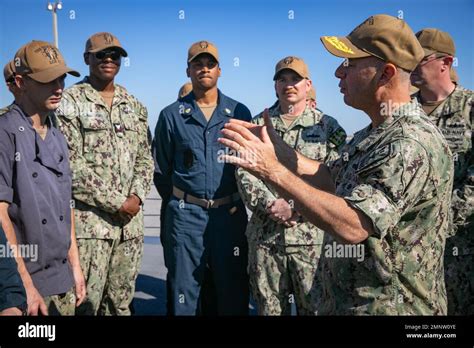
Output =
[
  {"x1": 55, "y1": 32, "x2": 154, "y2": 315},
  {"x1": 306, "y1": 86, "x2": 316, "y2": 110},
  {"x1": 236, "y1": 56, "x2": 346, "y2": 315},
  {"x1": 411, "y1": 28, "x2": 473, "y2": 315},
  {"x1": 219, "y1": 14, "x2": 453, "y2": 315},
  {"x1": 1, "y1": 60, "x2": 22, "y2": 115}
]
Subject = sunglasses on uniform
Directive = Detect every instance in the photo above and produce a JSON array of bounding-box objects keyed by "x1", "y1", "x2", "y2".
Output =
[{"x1": 93, "y1": 50, "x2": 122, "y2": 61}]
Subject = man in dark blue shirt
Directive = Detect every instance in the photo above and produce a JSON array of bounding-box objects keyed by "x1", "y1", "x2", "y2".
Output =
[
  {"x1": 154, "y1": 41, "x2": 251, "y2": 315},
  {"x1": 0, "y1": 41, "x2": 86, "y2": 315}
]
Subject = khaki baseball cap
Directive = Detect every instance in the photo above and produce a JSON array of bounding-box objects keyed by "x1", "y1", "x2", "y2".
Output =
[
  {"x1": 85, "y1": 32, "x2": 128, "y2": 57},
  {"x1": 178, "y1": 82, "x2": 193, "y2": 98},
  {"x1": 307, "y1": 86, "x2": 316, "y2": 101},
  {"x1": 416, "y1": 28, "x2": 455, "y2": 57},
  {"x1": 450, "y1": 68, "x2": 459, "y2": 84},
  {"x1": 273, "y1": 56, "x2": 310, "y2": 80},
  {"x1": 14, "y1": 41, "x2": 80, "y2": 83},
  {"x1": 188, "y1": 41, "x2": 219, "y2": 63},
  {"x1": 3, "y1": 60, "x2": 16, "y2": 82},
  {"x1": 321, "y1": 14, "x2": 424, "y2": 72}
]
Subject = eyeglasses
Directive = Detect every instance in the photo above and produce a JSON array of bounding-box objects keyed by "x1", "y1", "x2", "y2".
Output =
[{"x1": 94, "y1": 50, "x2": 121, "y2": 61}]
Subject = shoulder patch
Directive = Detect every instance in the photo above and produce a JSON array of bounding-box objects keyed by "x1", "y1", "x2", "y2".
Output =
[{"x1": 328, "y1": 128, "x2": 347, "y2": 148}]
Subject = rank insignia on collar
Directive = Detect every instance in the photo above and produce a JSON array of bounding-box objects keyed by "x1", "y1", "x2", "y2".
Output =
[{"x1": 224, "y1": 108, "x2": 231, "y2": 114}]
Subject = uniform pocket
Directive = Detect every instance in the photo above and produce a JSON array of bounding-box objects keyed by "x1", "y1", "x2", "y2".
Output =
[{"x1": 80, "y1": 114, "x2": 111, "y2": 154}]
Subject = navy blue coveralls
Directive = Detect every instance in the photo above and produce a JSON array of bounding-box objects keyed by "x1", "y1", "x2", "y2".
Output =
[{"x1": 154, "y1": 90, "x2": 251, "y2": 315}]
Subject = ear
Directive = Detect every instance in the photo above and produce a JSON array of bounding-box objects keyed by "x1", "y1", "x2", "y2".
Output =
[
  {"x1": 84, "y1": 53, "x2": 90, "y2": 66},
  {"x1": 441, "y1": 56, "x2": 454, "y2": 72},
  {"x1": 14, "y1": 75, "x2": 26, "y2": 91},
  {"x1": 306, "y1": 79, "x2": 312, "y2": 93},
  {"x1": 217, "y1": 66, "x2": 221, "y2": 78},
  {"x1": 378, "y1": 63, "x2": 397, "y2": 86},
  {"x1": 186, "y1": 67, "x2": 190, "y2": 78}
]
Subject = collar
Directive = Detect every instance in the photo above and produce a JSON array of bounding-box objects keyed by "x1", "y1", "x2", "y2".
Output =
[
  {"x1": 180, "y1": 89, "x2": 234, "y2": 129},
  {"x1": 80, "y1": 76, "x2": 128, "y2": 108}
]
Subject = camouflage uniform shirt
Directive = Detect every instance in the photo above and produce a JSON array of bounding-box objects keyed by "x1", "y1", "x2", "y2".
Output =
[
  {"x1": 414, "y1": 86, "x2": 473, "y2": 255},
  {"x1": 318, "y1": 100, "x2": 453, "y2": 315},
  {"x1": 54, "y1": 77, "x2": 154, "y2": 240},
  {"x1": 237, "y1": 105, "x2": 346, "y2": 246}
]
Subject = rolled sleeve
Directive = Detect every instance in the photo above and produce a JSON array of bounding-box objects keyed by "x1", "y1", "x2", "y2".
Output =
[
  {"x1": 343, "y1": 140, "x2": 431, "y2": 239},
  {"x1": 0, "y1": 128, "x2": 14, "y2": 203},
  {"x1": 345, "y1": 184, "x2": 401, "y2": 239}
]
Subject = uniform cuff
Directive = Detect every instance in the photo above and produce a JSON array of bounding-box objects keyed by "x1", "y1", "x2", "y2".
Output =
[
  {"x1": 0, "y1": 184, "x2": 13, "y2": 203},
  {"x1": 344, "y1": 184, "x2": 401, "y2": 239}
]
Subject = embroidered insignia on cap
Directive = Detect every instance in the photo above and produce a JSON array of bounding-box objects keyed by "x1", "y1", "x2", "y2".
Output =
[
  {"x1": 199, "y1": 41, "x2": 208, "y2": 49},
  {"x1": 324, "y1": 37, "x2": 355, "y2": 55}
]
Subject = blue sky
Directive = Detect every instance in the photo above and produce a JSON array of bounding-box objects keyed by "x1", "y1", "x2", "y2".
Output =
[{"x1": 1, "y1": 0, "x2": 473, "y2": 135}]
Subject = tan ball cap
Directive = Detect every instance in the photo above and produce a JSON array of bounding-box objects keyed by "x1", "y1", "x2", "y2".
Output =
[
  {"x1": 188, "y1": 41, "x2": 219, "y2": 63},
  {"x1": 307, "y1": 86, "x2": 316, "y2": 101},
  {"x1": 274, "y1": 56, "x2": 310, "y2": 80},
  {"x1": 3, "y1": 60, "x2": 16, "y2": 82},
  {"x1": 178, "y1": 82, "x2": 193, "y2": 98},
  {"x1": 416, "y1": 28, "x2": 455, "y2": 57},
  {"x1": 85, "y1": 32, "x2": 128, "y2": 57},
  {"x1": 321, "y1": 14, "x2": 424, "y2": 72},
  {"x1": 14, "y1": 41, "x2": 80, "y2": 83}
]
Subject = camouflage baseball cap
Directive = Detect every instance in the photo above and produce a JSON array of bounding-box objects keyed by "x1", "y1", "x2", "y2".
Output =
[
  {"x1": 178, "y1": 82, "x2": 193, "y2": 98},
  {"x1": 321, "y1": 14, "x2": 424, "y2": 72},
  {"x1": 416, "y1": 28, "x2": 456, "y2": 57},
  {"x1": 3, "y1": 60, "x2": 16, "y2": 82},
  {"x1": 85, "y1": 32, "x2": 128, "y2": 57},
  {"x1": 188, "y1": 41, "x2": 219, "y2": 63},
  {"x1": 273, "y1": 56, "x2": 310, "y2": 80},
  {"x1": 14, "y1": 41, "x2": 80, "y2": 83},
  {"x1": 307, "y1": 86, "x2": 316, "y2": 101}
]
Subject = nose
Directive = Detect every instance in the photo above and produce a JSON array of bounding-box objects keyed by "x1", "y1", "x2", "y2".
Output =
[{"x1": 335, "y1": 62, "x2": 346, "y2": 79}]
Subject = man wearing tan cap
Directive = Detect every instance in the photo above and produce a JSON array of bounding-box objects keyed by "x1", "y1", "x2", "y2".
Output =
[
  {"x1": 412, "y1": 28, "x2": 473, "y2": 315},
  {"x1": 0, "y1": 40, "x2": 86, "y2": 315},
  {"x1": 153, "y1": 40, "x2": 251, "y2": 315},
  {"x1": 0, "y1": 60, "x2": 22, "y2": 116},
  {"x1": 54, "y1": 32, "x2": 154, "y2": 315},
  {"x1": 306, "y1": 86, "x2": 316, "y2": 109},
  {"x1": 219, "y1": 14, "x2": 454, "y2": 315},
  {"x1": 178, "y1": 82, "x2": 193, "y2": 99},
  {"x1": 236, "y1": 56, "x2": 346, "y2": 315}
]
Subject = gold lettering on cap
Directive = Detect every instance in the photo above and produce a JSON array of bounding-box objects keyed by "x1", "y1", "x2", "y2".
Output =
[
  {"x1": 199, "y1": 41, "x2": 209, "y2": 49},
  {"x1": 36, "y1": 46, "x2": 60, "y2": 64},
  {"x1": 103, "y1": 33, "x2": 114, "y2": 44},
  {"x1": 324, "y1": 37, "x2": 354, "y2": 55}
]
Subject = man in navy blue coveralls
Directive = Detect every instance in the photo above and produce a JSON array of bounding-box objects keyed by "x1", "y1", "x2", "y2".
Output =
[{"x1": 154, "y1": 41, "x2": 251, "y2": 315}]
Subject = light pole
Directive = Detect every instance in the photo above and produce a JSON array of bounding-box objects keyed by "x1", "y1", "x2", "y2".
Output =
[{"x1": 47, "y1": 1, "x2": 63, "y2": 48}]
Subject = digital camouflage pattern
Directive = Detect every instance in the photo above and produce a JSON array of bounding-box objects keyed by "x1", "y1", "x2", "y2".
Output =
[
  {"x1": 75, "y1": 236, "x2": 144, "y2": 315},
  {"x1": 414, "y1": 85, "x2": 473, "y2": 315},
  {"x1": 54, "y1": 77, "x2": 154, "y2": 315},
  {"x1": 54, "y1": 77, "x2": 154, "y2": 240},
  {"x1": 43, "y1": 287, "x2": 76, "y2": 316},
  {"x1": 237, "y1": 105, "x2": 346, "y2": 315},
  {"x1": 319, "y1": 99, "x2": 454, "y2": 315}
]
